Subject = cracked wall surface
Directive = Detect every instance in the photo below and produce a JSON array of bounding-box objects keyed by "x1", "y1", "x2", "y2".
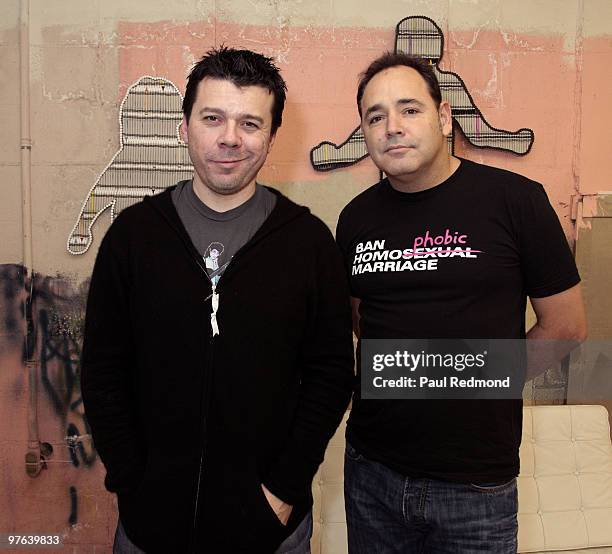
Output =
[{"x1": 1, "y1": 0, "x2": 611, "y2": 552}]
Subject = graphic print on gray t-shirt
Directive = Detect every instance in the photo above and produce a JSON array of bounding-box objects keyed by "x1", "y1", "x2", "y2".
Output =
[
  {"x1": 204, "y1": 241, "x2": 225, "y2": 286},
  {"x1": 172, "y1": 180, "x2": 276, "y2": 285}
]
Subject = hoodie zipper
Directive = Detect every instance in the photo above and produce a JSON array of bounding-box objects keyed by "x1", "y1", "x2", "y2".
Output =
[
  {"x1": 186, "y1": 240, "x2": 267, "y2": 551},
  {"x1": 189, "y1": 254, "x2": 215, "y2": 553},
  {"x1": 186, "y1": 249, "x2": 249, "y2": 551},
  {"x1": 144, "y1": 197, "x2": 222, "y2": 552}
]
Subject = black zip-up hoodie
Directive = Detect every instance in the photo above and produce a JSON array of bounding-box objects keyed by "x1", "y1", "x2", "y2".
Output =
[{"x1": 81, "y1": 186, "x2": 354, "y2": 553}]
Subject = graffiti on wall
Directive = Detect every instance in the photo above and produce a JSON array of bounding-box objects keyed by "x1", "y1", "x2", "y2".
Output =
[
  {"x1": 0, "y1": 264, "x2": 96, "y2": 526},
  {"x1": 37, "y1": 285, "x2": 96, "y2": 471},
  {"x1": 310, "y1": 16, "x2": 535, "y2": 171}
]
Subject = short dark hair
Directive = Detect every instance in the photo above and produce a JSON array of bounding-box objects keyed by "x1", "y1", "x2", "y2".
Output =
[
  {"x1": 356, "y1": 52, "x2": 442, "y2": 117},
  {"x1": 183, "y1": 46, "x2": 287, "y2": 135}
]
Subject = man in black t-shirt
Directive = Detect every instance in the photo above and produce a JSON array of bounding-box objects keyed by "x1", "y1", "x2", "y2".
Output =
[{"x1": 337, "y1": 52, "x2": 587, "y2": 553}]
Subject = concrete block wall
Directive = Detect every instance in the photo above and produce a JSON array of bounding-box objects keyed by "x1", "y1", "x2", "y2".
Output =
[{"x1": 1, "y1": 1, "x2": 610, "y2": 551}]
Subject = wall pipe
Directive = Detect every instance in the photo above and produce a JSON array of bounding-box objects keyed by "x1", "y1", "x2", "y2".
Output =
[{"x1": 20, "y1": 0, "x2": 41, "y2": 477}]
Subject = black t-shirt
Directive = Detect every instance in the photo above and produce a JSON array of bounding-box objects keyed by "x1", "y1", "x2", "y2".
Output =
[{"x1": 336, "y1": 158, "x2": 581, "y2": 483}]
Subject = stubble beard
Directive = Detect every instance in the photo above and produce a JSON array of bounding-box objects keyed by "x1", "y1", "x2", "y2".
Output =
[{"x1": 203, "y1": 174, "x2": 254, "y2": 196}]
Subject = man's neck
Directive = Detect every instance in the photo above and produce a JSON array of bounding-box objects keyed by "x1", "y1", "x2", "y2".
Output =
[
  {"x1": 388, "y1": 155, "x2": 461, "y2": 193},
  {"x1": 192, "y1": 178, "x2": 257, "y2": 212}
]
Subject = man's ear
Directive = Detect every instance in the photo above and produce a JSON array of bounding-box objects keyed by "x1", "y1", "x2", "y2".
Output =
[
  {"x1": 180, "y1": 115, "x2": 188, "y2": 144},
  {"x1": 439, "y1": 101, "x2": 453, "y2": 136},
  {"x1": 267, "y1": 131, "x2": 276, "y2": 152},
  {"x1": 359, "y1": 121, "x2": 370, "y2": 154}
]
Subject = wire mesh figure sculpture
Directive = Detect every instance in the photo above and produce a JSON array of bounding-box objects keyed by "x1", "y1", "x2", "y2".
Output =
[
  {"x1": 310, "y1": 16, "x2": 534, "y2": 172},
  {"x1": 67, "y1": 77, "x2": 193, "y2": 255}
]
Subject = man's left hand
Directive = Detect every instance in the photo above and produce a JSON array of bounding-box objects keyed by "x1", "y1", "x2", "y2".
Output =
[{"x1": 261, "y1": 484, "x2": 293, "y2": 525}]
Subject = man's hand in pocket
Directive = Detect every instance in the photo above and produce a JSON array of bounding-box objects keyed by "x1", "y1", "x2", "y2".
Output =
[{"x1": 261, "y1": 484, "x2": 293, "y2": 525}]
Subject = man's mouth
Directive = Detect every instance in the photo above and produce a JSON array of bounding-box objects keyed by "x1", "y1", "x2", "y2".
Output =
[
  {"x1": 211, "y1": 158, "x2": 246, "y2": 165},
  {"x1": 385, "y1": 145, "x2": 412, "y2": 153}
]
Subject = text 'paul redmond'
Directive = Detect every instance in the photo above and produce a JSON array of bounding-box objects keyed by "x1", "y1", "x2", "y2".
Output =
[{"x1": 370, "y1": 350, "x2": 511, "y2": 390}]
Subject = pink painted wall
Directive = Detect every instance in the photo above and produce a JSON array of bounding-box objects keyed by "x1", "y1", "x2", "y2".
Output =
[
  {"x1": 114, "y1": 19, "x2": 610, "y2": 239},
  {"x1": 579, "y1": 36, "x2": 612, "y2": 195}
]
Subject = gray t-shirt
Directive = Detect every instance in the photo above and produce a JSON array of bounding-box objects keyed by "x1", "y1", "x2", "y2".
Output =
[{"x1": 172, "y1": 180, "x2": 276, "y2": 286}]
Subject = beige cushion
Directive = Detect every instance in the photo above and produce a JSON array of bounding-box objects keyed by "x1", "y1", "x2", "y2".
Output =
[
  {"x1": 519, "y1": 405, "x2": 612, "y2": 553},
  {"x1": 311, "y1": 405, "x2": 612, "y2": 554},
  {"x1": 311, "y1": 411, "x2": 349, "y2": 554}
]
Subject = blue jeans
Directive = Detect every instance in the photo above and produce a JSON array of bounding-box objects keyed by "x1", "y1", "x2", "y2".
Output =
[
  {"x1": 344, "y1": 442, "x2": 518, "y2": 554},
  {"x1": 113, "y1": 511, "x2": 312, "y2": 553}
]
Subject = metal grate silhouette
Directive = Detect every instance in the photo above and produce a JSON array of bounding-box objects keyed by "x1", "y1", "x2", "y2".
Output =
[
  {"x1": 310, "y1": 16, "x2": 534, "y2": 172},
  {"x1": 67, "y1": 77, "x2": 193, "y2": 255}
]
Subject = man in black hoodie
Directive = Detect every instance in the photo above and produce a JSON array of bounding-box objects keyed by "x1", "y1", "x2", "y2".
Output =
[{"x1": 81, "y1": 46, "x2": 354, "y2": 554}]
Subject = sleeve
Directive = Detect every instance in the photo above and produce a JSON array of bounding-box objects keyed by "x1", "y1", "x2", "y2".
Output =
[
  {"x1": 262, "y1": 224, "x2": 354, "y2": 504},
  {"x1": 335, "y1": 207, "x2": 348, "y2": 255},
  {"x1": 335, "y1": 206, "x2": 356, "y2": 294},
  {"x1": 80, "y1": 216, "x2": 146, "y2": 494},
  {"x1": 517, "y1": 182, "x2": 581, "y2": 298}
]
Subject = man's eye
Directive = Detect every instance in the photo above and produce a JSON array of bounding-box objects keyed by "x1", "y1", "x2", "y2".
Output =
[
  {"x1": 369, "y1": 115, "x2": 383, "y2": 125},
  {"x1": 204, "y1": 115, "x2": 219, "y2": 122},
  {"x1": 244, "y1": 121, "x2": 259, "y2": 129},
  {"x1": 403, "y1": 108, "x2": 418, "y2": 115}
]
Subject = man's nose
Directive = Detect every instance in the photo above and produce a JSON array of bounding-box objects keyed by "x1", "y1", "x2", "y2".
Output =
[
  {"x1": 386, "y1": 113, "x2": 404, "y2": 137},
  {"x1": 219, "y1": 121, "x2": 241, "y2": 147}
]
